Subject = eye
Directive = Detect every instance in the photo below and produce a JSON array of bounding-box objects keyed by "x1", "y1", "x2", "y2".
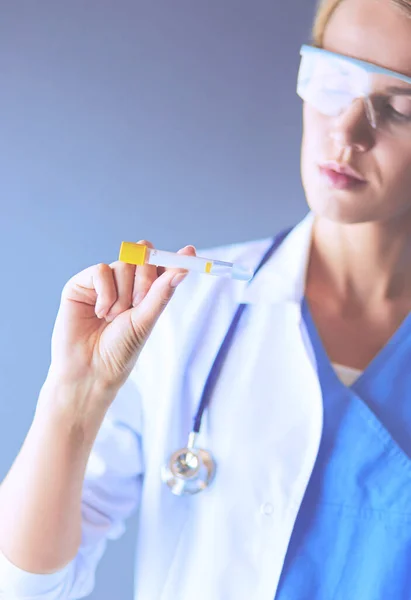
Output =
[{"x1": 384, "y1": 96, "x2": 411, "y2": 121}]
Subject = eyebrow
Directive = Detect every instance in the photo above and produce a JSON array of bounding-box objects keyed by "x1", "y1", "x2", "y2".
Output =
[{"x1": 384, "y1": 86, "x2": 411, "y2": 95}]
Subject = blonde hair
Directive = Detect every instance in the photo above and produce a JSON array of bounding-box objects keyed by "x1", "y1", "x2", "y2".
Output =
[{"x1": 312, "y1": 0, "x2": 411, "y2": 47}]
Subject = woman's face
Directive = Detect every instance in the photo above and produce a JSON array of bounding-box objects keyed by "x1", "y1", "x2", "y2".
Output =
[{"x1": 301, "y1": 0, "x2": 411, "y2": 225}]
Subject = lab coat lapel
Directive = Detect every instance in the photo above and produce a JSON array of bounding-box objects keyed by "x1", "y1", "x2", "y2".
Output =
[
  {"x1": 237, "y1": 210, "x2": 315, "y2": 306},
  {"x1": 160, "y1": 306, "x2": 323, "y2": 600},
  {"x1": 159, "y1": 210, "x2": 323, "y2": 600}
]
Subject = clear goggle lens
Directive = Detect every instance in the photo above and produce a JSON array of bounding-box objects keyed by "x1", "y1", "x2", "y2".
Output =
[{"x1": 297, "y1": 46, "x2": 411, "y2": 137}]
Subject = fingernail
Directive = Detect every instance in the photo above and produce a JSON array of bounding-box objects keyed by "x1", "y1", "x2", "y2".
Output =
[
  {"x1": 96, "y1": 306, "x2": 106, "y2": 319},
  {"x1": 170, "y1": 272, "x2": 187, "y2": 288}
]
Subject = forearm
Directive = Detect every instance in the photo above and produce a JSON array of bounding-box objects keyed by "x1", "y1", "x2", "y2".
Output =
[{"x1": 0, "y1": 377, "x2": 116, "y2": 575}]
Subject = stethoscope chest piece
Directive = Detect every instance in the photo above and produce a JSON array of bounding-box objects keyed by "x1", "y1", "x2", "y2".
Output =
[
  {"x1": 161, "y1": 436, "x2": 216, "y2": 496},
  {"x1": 160, "y1": 228, "x2": 292, "y2": 497}
]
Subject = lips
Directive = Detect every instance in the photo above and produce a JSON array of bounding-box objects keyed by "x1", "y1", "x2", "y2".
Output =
[{"x1": 318, "y1": 161, "x2": 367, "y2": 190}]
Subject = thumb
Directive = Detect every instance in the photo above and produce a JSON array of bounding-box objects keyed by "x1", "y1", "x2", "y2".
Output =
[{"x1": 129, "y1": 245, "x2": 196, "y2": 336}]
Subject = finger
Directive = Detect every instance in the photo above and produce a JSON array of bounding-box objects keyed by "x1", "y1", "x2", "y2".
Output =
[
  {"x1": 134, "y1": 243, "x2": 196, "y2": 302},
  {"x1": 129, "y1": 265, "x2": 188, "y2": 338},
  {"x1": 132, "y1": 240, "x2": 159, "y2": 306},
  {"x1": 62, "y1": 263, "x2": 119, "y2": 317},
  {"x1": 128, "y1": 244, "x2": 197, "y2": 336},
  {"x1": 102, "y1": 261, "x2": 137, "y2": 321},
  {"x1": 157, "y1": 245, "x2": 197, "y2": 277}
]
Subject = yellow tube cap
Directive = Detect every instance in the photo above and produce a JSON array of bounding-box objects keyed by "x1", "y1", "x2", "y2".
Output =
[{"x1": 119, "y1": 242, "x2": 148, "y2": 266}]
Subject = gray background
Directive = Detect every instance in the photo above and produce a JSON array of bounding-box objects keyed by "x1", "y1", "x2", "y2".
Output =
[{"x1": 0, "y1": 1, "x2": 316, "y2": 597}]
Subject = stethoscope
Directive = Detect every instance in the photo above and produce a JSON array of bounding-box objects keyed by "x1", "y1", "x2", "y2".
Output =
[{"x1": 161, "y1": 226, "x2": 293, "y2": 496}]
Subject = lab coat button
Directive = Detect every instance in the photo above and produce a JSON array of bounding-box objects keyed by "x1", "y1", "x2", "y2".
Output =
[{"x1": 261, "y1": 502, "x2": 274, "y2": 516}]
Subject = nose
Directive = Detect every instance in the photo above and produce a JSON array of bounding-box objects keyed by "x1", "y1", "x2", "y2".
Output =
[{"x1": 329, "y1": 97, "x2": 375, "y2": 153}]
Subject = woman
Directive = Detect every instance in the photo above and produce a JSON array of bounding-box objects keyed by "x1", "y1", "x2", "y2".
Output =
[{"x1": 1, "y1": 0, "x2": 411, "y2": 598}]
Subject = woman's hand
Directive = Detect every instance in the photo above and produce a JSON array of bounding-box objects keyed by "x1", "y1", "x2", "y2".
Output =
[{"x1": 46, "y1": 241, "x2": 196, "y2": 399}]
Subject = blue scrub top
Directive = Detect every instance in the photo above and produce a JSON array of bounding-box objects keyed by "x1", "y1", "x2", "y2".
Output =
[{"x1": 274, "y1": 297, "x2": 411, "y2": 600}]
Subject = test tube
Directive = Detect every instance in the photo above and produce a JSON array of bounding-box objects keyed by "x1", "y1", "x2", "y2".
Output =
[{"x1": 119, "y1": 242, "x2": 253, "y2": 281}]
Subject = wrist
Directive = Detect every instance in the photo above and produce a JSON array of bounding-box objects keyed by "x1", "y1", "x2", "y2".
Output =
[{"x1": 35, "y1": 373, "x2": 117, "y2": 444}]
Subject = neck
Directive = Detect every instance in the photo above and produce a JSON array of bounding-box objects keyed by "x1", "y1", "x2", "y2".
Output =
[{"x1": 307, "y1": 213, "x2": 411, "y2": 309}]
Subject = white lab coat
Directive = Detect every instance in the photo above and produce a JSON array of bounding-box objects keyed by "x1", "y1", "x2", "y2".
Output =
[{"x1": 0, "y1": 210, "x2": 324, "y2": 600}]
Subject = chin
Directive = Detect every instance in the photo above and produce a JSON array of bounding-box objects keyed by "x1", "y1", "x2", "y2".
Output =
[{"x1": 304, "y1": 184, "x2": 379, "y2": 225}]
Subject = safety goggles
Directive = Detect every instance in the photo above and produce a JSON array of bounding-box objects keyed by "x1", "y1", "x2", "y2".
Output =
[{"x1": 297, "y1": 44, "x2": 411, "y2": 138}]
